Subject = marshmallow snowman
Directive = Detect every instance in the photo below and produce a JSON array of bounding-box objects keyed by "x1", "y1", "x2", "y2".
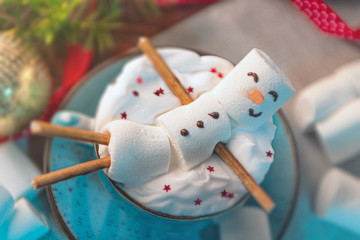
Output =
[
  {"x1": 53, "y1": 47, "x2": 295, "y2": 216},
  {"x1": 98, "y1": 48, "x2": 295, "y2": 184}
]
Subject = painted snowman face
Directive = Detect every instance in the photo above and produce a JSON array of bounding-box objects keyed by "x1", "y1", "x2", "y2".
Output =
[{"x1": 211, "y1": 48, "x2": 295, "y2": 131}]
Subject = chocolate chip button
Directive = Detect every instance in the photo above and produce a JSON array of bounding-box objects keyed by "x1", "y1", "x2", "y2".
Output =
[
  {"x1": 180, "y1": 129, "x2": 189, "y2": 136},
  {"x1": 208, "y1": 112, "x2": 219, "y2": 119},
  {"x1": 196, "y1": 121, "x2": 204, "y2": 128}
]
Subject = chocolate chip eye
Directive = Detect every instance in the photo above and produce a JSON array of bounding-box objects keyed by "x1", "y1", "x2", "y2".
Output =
[
  {"x1": 247, "y1": 72, "x2": 259, "y2": 83},
  {"x1": 268, "y1": 91, "x2": 278, "y2": 102}
]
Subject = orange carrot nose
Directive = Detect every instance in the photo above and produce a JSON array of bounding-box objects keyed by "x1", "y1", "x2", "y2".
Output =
[{"x1": 249, "y1": 89, "x2": 264, "y2": 104}]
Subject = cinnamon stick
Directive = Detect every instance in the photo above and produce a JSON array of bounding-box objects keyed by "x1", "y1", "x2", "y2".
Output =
[
  {"x1": 30, "y1": 120, "x2": 110, "y2": 145},
  {"x1": 32, "y1": 156, "x2": 111, "y2": 190},
  {"x1": 138, "y1": 37, "x2": 193, "y2": 105}
]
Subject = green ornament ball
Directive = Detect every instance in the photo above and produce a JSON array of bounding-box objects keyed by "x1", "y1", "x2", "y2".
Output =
[{"x1": 0, "y1": 31, "x2": 52, "y2": 138}]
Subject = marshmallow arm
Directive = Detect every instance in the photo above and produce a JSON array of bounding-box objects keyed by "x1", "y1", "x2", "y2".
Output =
[
  {"x1": 98, "y1": 120, "x2": 171, "y2": 184},
  {"x1": 156, "y1": 92, "x2": 232, "y2": 170},
  {"x1": 316, "y1": 98, "x2": 360, "y2": 164}
]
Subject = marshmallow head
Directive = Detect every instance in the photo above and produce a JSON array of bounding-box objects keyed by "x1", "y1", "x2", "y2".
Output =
[{"x1": 212, "y1": 49, "x2": 295, "y2": 130}]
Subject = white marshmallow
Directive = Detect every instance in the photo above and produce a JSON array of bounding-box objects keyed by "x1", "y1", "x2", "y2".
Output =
[
  {"x1": 98, "y1": 120, "x2": 171, "y2": 184},
  {"x1": 0, "y1": 185, "x2": 14, "y2": 224},
  {"x1": 0, "y1": 198, "x2": 48, "y2": 240},
  {"x1": 218, "y1": 206, "x2": 271, "y2": 240},
  {"x1": 212, "y1": 48, "x2": 295, "y2": 131},
  {"x1": 293, "y1": 73, "x2": 358, "y2": 132},
  {"x1": 316, "y1": 98, "x2": 360, "y2": 164},
  {"x1": 0, "y1": 142, "x2": 41, "y2": 199},
  {"x1": 156, "y1": 92, "x2": 232, "y2": 170},
  {"x1": 314, "y1": 168, "x2": 360, "y2": 236},
  {"x1": 294, "y1": 59, "x2": 360, "y2": 132}
]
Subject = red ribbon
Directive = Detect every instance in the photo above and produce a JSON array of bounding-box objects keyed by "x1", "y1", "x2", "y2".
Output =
[{"x1": 291, "y1": 0, "x2": 360, "y2": 39}]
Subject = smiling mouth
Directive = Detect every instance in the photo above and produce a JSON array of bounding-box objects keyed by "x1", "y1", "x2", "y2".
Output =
[{"x1": 249, "y1": 108, "x2": 262, "y2": 117}]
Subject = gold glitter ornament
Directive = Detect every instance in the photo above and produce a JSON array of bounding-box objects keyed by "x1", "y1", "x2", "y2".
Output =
[{"x1": 0, "y1": 31, "x2": 51, "y2": 138}]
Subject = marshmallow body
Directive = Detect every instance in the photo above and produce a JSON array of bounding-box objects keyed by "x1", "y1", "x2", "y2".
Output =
[
  {"x1": 316, "y1": 99, "x2": 360, "y2": 164},
  {"x1": 99, "y1": 120, "x2": 171, "y2": 184},
  {"x1": 212, "y1": 48, "x2": 295, "y2": 131},
  {"x1": 0, "y1": 142, "x2": 41, "y2": 199},
  {"x1": 314, "y1": 168, "x2": 360, "y2": 236},
  {"x1": 156, "y1": 93, "x2": 232, "y2": 170},
  {"x1": 0, "y1": 185, "x2": 14, "y2": 224},
  {"x1": 0, "y1": 198, "x2": 48, "y2": 240}
]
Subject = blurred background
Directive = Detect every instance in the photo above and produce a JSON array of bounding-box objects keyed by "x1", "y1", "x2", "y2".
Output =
[{"x1": 1, "y1": 0, "x2": 360, "y2": 239}]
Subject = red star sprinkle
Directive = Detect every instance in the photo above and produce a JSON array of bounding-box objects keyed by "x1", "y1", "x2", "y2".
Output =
[
  {"x1": 221, "y1": 190, "x2": 228, "y2": 197},
  {"x1": 207, "y1": 166, "x2": 215, "y2": 172},
  {"x1": 187, "y1": 86, "x2": 194, "y2": 93},
  {"x1": 163, "y1": 185, "x2": 171, "y2": 192},
  {"x1": 194, "y1": 198, "x2": 202, "y2": 205},
  {"x1": 120, "y1": 112, "x2": 127, "y2": 119},
  {"x1": 132, "y1": 90, "x2": 139, "y2": 97},
  {"x1": 137, "y1": 77, "x2": 143, "y2": 84},
  {"x1": 154, "y1": 88, "x2": 164, "y2": 96},
  {"x1": 211, "y1": 67, "x2": 217, "y2": 73},
  {"x1": 157, "y1": 88, "x2": 164, "y2": 94},
  {"x1": 218, "y1": 72, "x2": 223, "y2": 78},
  {"x1": 266, "y1": 151, "x2": 273, "y2": 158},
  {"x1": 227, "y1": 193, "x2": 234, "y2": 199}
]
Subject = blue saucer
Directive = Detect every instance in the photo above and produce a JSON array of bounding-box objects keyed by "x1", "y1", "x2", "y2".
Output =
[{"x1": 45, "y1": 54, "x2": 299, "y2": 239}]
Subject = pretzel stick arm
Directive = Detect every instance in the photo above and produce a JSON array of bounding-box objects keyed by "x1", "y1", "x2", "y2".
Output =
[
  {"x1": 30, "y1": 120, "x2": 110, "y2": 145},
  {"x1": 32, "y1": 156, "x2": 111, "y2": 190}
]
